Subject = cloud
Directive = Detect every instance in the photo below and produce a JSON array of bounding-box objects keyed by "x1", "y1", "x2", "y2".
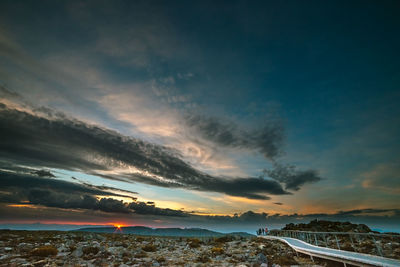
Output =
[
  {"x1": 32, "y1": 169, "x2": 55, "y2": 178},
  {"x1": 335, "y1": 208, "x2": 400, "y2": 217},
  {"x1": 0, "y1": 98, "x2": 289, "y2": 199},
  {"x1": 185, "y1": 114, "x2": 284, "y2": 160},
  {"x1": 0, "y1": 170, "x2": 129, "y2": 201},
  {"x1": 128, "y1": 201, "x2": 186, "y2": 217},
  {"x1": 361, "y1": 162, "x2": 400, "y2": 194},
  {"x1": 263, "y1": 163, "x2": 321, "y2": 191},
  {"x1": 0, "y1": 170, "x2": 187, "y2": 216}
]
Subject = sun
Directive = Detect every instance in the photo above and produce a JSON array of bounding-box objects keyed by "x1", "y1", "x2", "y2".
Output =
[{"x1": 112, "y1": 223, "x2": 126, "y2": 230}]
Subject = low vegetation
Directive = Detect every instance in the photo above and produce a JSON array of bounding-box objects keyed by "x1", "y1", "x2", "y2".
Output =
[
  {"x1": 211, "y1": 246, "x2": 224, "y2": 255},
  {"x1": 82, "y1": 246, "x2": 99, "y2": 255},
  {"x1": 142, "y1": 244, "x2": 157, "y2": 252},
  {"x1": 30, "y1": 245, "x2": 58, "y2": 257},
  {"x1": 187, "y1": 237, "x2": 202, "y2": 248}
]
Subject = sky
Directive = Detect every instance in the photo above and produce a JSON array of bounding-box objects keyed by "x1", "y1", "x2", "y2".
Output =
[{"x1": 0, "y1": 0, "x2": 399, "y2": 233}]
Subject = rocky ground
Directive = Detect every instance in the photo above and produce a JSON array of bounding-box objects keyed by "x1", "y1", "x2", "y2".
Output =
[{"x1": 0, "y1": 230, "x2": 330, "y2": 267}]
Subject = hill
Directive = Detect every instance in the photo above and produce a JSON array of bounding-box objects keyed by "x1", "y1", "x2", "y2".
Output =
[
  {"x1": 74, "y1": 226, "x2": 253, "y2": 237},
  {"x1": 282, "y1": 219, "x2": 372, "y2": 233}
]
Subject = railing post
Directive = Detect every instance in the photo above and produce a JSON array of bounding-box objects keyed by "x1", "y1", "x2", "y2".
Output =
[
  {"x1": 335, "y1": 235, "x2": 341, "y2": 250},
  {"x1": 323, "y1": 234, "x2": 328, "y2": 247},
  {"x1": 349, "y1": 234, "x2": 356, "y2": 252},
  {"x1": 371, "y1": 235, "x2": 383, "y2": 257},
  {"x1": 314, "y1": 233, "x2": 318, "y2": 246}
]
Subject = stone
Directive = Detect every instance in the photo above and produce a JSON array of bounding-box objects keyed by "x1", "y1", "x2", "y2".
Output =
[
  {"x1": 57, "y1": 244, "x2": 68, "y2": 252},
  {"x1": 257, "y1": 253, "x2": 268, "y2": 264},
  {"x1": 107, "y1": 246, "x2": 126, "y2": 257},
  {"x1": 71, "y1": 245, "x2": 83, "y2": 257}
]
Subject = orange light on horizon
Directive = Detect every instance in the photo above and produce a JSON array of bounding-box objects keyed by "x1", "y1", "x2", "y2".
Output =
[
  {"x1": 7, "y1": 204, "x2": 38, "y2": 209},
  {"x1": 111, "y1": 223, "x2": 126, "y2": 233},
  {"x1": 111, "y1": 222, "x2": 127, "y2": 229}
]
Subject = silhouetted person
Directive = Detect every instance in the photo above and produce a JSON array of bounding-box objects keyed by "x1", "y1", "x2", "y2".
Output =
[{"x1": 262, "y1": 228, "x2": 265, "y2": 235}]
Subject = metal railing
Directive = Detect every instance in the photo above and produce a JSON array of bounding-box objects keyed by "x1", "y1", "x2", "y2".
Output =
[{"x1": 267, "y1": 230, "x2": 400, "y2": 259}]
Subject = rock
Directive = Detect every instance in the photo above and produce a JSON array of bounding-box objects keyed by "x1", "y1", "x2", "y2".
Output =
[
  {"x1": 57, "y1": 244, "x2": 68, "y2": 252},
  {"x1": 71, "y1": 245, "x2": 83, "y2": 257},
  {"x1": 107, "y1": 246, "x2": 126, "y2": 257},
  {"x1": 143, "y1": 257, "x2": 152, "y2": 262},
  {"x1": 10, "y1": 257, "x2": 28, "y2": 264},
  {"x1": 257, "y1": 253, "x2": 267, "y2": 264},
  {"x1": 261, "y1": 264, "x2": 268, "y2": 267},
  {"x1": 32, "y1": 259, "x2": 47, "y2": 267},
  {"x1": 4, "y1": 247, "x2": 12, "y2": 251},
  {"x1": 57, "y1": 252, "x2": 69, "y2": 257}
]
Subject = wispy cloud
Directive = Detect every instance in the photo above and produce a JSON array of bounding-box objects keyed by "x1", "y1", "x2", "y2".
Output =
[
  {"x1": 263, "y1": 162, "x2": 322, "y2": 191},
  {"x1": 184, "y1": 114, "x2": 284, "y2": 160},
  {"x1": 361, "y1": 162, "x2": 400, "y2": 194}
]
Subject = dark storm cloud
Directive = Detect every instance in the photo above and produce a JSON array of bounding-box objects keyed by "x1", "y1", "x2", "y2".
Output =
[
  {"x1": 119, "y1": 172, "x2": 288, "y2": 200},
  {"x1": 185, "y1": 114, "x2": 284, "y2": 159},
  {"x1": 69, "y1": 176, "x2": 138, "y2": 196},
  {"x1": 263, "y1": 163, "x2": 322, "y2": 191},
  {"x1": 0, "y1": 171, "x2": 187, "y2": 216},
  {"x1": 128, "y1": 201, "x2": 186, "y2": 217},
  {"x1": 0, "y1": 171, "x2": 127, "y2": 198},
  {"x1": 237, "y1": 211, "x2": 269, "y2": 222},
  {"x1": 0, "y1": 99, "x2": 290, "y2": 199}
]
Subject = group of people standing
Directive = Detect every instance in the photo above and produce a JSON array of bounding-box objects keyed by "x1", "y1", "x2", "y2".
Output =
[{"x1": 256, "y1": 227, "x2": 268, "y2": 235}]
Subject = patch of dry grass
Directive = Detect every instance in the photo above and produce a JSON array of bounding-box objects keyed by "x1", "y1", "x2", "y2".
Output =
[{"x1": 30, "y1": 245, "x2": 58, "y2": 257}]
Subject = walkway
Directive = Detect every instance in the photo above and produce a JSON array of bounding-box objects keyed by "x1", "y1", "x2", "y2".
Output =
[{"x1": 261, "y1": 235, "x2": 400, "y2": 267}]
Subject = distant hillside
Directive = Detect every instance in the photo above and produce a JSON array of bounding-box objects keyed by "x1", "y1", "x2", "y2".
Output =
[
  {"x1": 74, "y1": 226, "x2": 253, "y2": 237},
  {"x1": 282, "y1": 219, "x2": 372, "y2": 233}
]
